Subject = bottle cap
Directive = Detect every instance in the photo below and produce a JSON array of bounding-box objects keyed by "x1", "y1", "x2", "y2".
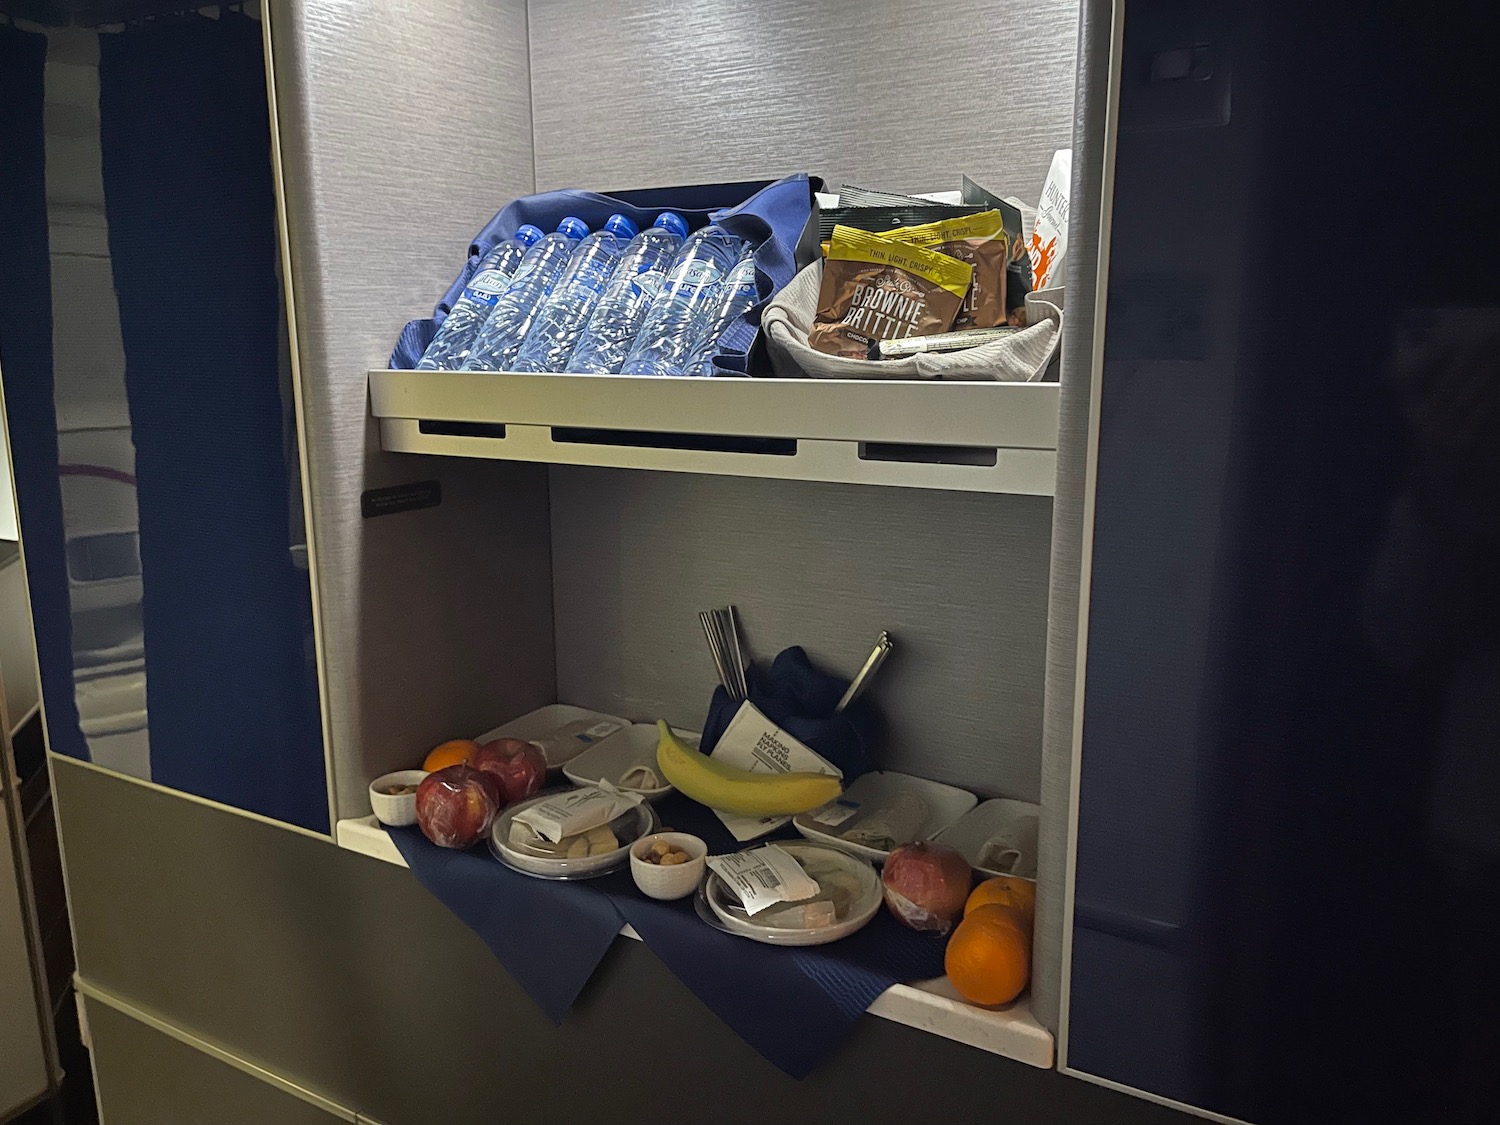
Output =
[
  {"x1": 603, "y1": 213, "x2": 639, "y2": 239},
  {"x1": 654, "y1": 212, "x2": 690, "y2": 239},
  {"x1": 556, "y1": 216, "x2": 590, "y2": 239},
  {"x1": 514, "y1": 224, "x2": 544, "y2": 247}
]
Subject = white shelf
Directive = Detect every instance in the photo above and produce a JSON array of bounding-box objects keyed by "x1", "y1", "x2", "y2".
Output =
[
  {"x1": 335, "y1": 815, "x2": 1053, "y2": 1069},
  {"x1": 368, "y1": 370, "x2": 1059, "y2": 495}
]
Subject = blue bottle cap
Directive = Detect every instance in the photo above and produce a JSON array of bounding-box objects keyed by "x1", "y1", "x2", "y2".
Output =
[
  {"x1": 603, "y1": 213, "x2": 639, "y2": 239},
  {"x1": 556, "y1": 216, "x2": 590, "y2": 239},
  {"x1": 654, "y1": 211, "x2": 690, "y2": 240},
  {"x1": 514, "y1": 224, "x2": 544, "y2": 247}
]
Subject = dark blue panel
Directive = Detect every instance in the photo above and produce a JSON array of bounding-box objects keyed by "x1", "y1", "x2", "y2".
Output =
[
  {"x1": 1, "y1": 14, "x2": 326, "y2": 833},
  {"x1": 1070, "y1": 3, "x2": 1500, "y2": 1123},
  {"x1": 0, "y1": 22, "x2": 89, "y2": 764}
]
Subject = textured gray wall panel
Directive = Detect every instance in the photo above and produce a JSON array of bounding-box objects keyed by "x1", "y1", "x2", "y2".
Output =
[
  {"x1": 529, "y1": 0, "x2": 1079, "y2": 197},
  {"x1": 550, "y1": 467, "x2": 1052, "y2": 800},
  {"x1": 1032, "y1": 0, "x2": 1108, "y2": 1037},
  {"x1": 57, "y1": 760, "x2": 1187, "y2": 1125},
  {"x1": 267, "y1": 1, "x2": 555, "y2": 818}
]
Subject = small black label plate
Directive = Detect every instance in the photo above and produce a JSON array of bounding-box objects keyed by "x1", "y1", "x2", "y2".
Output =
[{"x1": 361, "y1": 480, "x2": 441, "y2": 519}]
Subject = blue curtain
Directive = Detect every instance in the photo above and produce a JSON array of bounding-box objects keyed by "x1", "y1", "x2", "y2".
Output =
[
  {"x1": 0, "y1": 22, "x2": 89, "y2": 762},
  {"x1": 98, "y1": 13, "x2": 327, "y2": 831}
]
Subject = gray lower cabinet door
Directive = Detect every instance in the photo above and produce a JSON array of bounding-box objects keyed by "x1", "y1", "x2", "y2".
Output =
[
  {"x1": 0, "y1": 793, "x2": 48, "y2": 1122},
  {"x1": 85, "y1": 999, "x2": 350, "y2": 1125}
]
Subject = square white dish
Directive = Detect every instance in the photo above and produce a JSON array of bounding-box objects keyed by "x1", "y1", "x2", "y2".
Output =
[
  {"x1": 931, "y1": 798, "x2": 1040, "y2": 879},
  {"x1": 793, "y1": 771, "x2": 977, "y2": 864},
  {"x1": 562, "y1": 722, "x2": 697, "y2": 802},
  {"x1": 476, "y1": 703, "x2": 630, "y2": 769}
]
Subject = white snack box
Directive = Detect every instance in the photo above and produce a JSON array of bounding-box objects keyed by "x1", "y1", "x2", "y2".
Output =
[{"x1": 1029, "y1": 148, "x2": 1071, "y2": 291}]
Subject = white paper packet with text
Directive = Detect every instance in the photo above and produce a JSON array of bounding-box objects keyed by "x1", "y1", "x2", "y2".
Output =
[{"x1": 706, "y1": 844, "x2": 821, "y2": 915}]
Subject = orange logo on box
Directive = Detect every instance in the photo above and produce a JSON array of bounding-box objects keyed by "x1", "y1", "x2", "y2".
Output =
[{"x1": 1029, "y1": 232, "x2": 1058, "y2": 288}]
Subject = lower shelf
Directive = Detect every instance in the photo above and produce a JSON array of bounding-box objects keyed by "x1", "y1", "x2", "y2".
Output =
[{"x1": 335, "y1": 816, "x2": 1053, "y2": 1069}]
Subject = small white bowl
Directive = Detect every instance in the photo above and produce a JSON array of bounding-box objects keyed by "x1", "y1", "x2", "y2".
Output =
[
  {"x1": 630, "y1": 832, "x2": 707, "y2": 901},
  {"x1": 369, "y1": 770, "x2": 429, "y2": 827}
]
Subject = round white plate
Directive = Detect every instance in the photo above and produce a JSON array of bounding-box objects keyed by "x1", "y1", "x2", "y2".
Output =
[
  {"x1": 701, "y1": 842, "x2": 882, "y2": 946},
  {"x1": 489, "y1": 791, "x2": 656, "y2": 880}
]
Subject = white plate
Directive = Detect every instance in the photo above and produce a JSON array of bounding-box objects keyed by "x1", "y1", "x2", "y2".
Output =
[
  {"x1": 476, "y1": 703, "x2": 630, "y2": 769},
  {"x1": 701, "y1": 842, "x2": 882, "y2": 946},
  {"x1": 793, "y1": 771, "x2": 978, "y2": 864},
  {"x1": 931, "y1": 798, "x2": 1040, "y2": 879},
  {"x1": 488, "y1": 791, "x2": 656, "y2": 879},
  {"x1": 562, "y1": 723, "x2": 698, "y2": 802}
]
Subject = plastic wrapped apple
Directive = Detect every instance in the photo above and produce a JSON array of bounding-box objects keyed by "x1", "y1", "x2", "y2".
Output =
[
  {"x1": 415, "y1": 764, "x2": 503, "y2": 848},
  {"x1": 881, "y1": 842, "x2": 972, "y2": 934},
  {"x1": 471, "y1": 737, "x2": 548, "y2": 805}
]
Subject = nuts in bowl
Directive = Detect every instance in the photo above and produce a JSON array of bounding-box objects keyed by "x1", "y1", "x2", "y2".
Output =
[
  {"x1": 369, "y1": 769, "x2": 430, "y2": 827},
  {"x1": 640, "y1": 839, "x2": 693, "y2": 866},
  {"x1": 630, "y1": 831, "x2": 707, "y2": 900}
]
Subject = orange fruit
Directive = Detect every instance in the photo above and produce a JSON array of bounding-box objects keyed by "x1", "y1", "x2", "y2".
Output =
[
  {"x1": 422, "y1": 739, "x2": 479, "y2": 773},
  {"x1": 965, "y1": 876, "x2": 1036, "y2": 925},
  {"x1": 945, "y1": 904, "x2": 1031, "y2": 1007}
]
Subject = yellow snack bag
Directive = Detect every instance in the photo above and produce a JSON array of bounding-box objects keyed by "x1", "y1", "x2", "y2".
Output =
[{"x1": 881, "y1": 209, "x2": 1009, "y2": 330}]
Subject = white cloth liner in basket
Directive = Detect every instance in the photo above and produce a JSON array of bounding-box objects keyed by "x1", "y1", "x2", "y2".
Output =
[{"x1": 762, "y1": 260, "x2": 1062, "y2": 381}]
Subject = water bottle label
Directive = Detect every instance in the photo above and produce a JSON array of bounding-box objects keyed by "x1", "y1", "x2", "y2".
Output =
[
  {"x1": 729, "y1": 261, "x2": 758, "y2": 298},
  {"x1": 463, "y1": 268, "x2": 513, "y2": 304},
  {"x1": 667, "y1": 259, "x2": 723, "y2": 290},
  {"x1": 630, "y1": 268, "x2": 666, "y2": 300},
  {"x1": 510, "y1": 256, "x2": 540, "y2": 286}
]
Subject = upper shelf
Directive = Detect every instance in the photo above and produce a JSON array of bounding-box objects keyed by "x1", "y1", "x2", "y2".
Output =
[{"x1": 368, "y1": 370, "x2": 1060, "y2": 495}]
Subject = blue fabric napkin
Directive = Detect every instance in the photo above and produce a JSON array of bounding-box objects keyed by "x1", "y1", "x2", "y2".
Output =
[
  {"x1": 387, "y1": 828, "x2": 624, "y2": 1024},
  {"x1": 389, "y1": 791, "x2": 947, "y2": 1077},
  {"x1": 700, "y1": 645, "x2": 879, "y2": 781}
]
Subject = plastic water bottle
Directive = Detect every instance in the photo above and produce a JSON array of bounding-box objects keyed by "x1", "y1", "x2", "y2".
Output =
[
  {"x1": 415, "y1": 225, "x2": 545, "y2": 370},
  {"x1": 564, "y1": 212, "x2": 690, "y2": 374},
  {"x1": 681, "y1": 250, "x2": 760, "y2": 377},
  {"x1": 620, "y1": 226, "x2": 747, "y2": 376},
  {"x1": 463, "y1": 216, "x2": 590, "y2": 372},
  {"x1": 510, "y1": 214, "x2": 641, "y2": 373}
]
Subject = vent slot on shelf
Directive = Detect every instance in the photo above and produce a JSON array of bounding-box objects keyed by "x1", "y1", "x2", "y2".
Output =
[
  {"x1": 858, "y1": 442, "x2": 999, "y2": 467},
  {"x1": 550, "y1": 427, "x2": 798, "y2": 456},
  {"x1": 418, "y1": 420, "x2": 508, "y2": 439}
]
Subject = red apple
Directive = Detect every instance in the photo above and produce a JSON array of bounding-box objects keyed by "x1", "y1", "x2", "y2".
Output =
[
  {"x1": 415, "y1": 764, "x2": 502, "y2": 849},
  {"x1": 882, "y1": 842, "x2": 972, "y2": 934},
  {"x1": 472, "y1": 737, "x2": 548, "y2": 805}
]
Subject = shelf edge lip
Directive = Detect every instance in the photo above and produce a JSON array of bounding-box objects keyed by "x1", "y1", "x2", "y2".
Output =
[
  {"x1": 367, "y1": 369, "x2": 1061, "y2": 451},
  {"x1": 332, "y1": 817, "x2": 1053, "y2": 1069}
]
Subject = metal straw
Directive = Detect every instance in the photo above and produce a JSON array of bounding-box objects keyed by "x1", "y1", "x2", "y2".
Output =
[
  {"x1": 835, "y1": 631, "x2": 894, "y2": 713},
  {"x1": 700, "y1": 611, "x2": 735, "y2": 698},
  {"x1": 725, "y1": 605, "x2": 748, "y2": 698},
  {"x1": 700, "y1": 606, "x2": 751, "y2": 701}
]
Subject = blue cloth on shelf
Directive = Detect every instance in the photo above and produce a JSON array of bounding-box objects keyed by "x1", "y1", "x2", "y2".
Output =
[
  {"x1": 388, "y1": 789, "x2": 947, "y2": 1078},
  {"x1": 700, "y1": 646, "x2": 878, "y2": 781},
  {"x1": 388, "y1": 827, "x2": 623, "y2": 1023},
  {"x1": 388, "y1": 175, "x2": 821, "y2": 374}
]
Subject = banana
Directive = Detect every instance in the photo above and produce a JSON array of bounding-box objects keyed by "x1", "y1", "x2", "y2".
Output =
[{"x1": 654, "y1": 721, "x2": 842, "y2": 817}]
